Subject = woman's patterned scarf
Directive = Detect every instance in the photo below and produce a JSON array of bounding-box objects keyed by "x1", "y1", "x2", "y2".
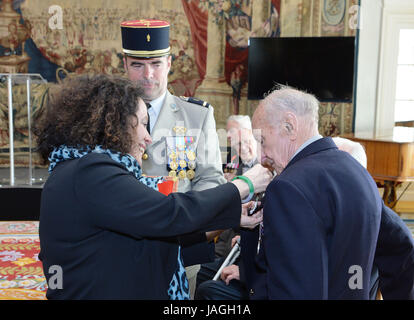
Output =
[{"x1": 48, "y1": 145, "x2": 190, "y2": 300}]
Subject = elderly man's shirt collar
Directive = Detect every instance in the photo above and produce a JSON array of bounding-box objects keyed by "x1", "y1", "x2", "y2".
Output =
[{"x1": 290, "y1": 134, "x2": 323, "y2": 162}]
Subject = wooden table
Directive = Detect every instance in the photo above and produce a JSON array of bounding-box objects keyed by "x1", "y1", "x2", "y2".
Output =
[{"x1": 342, "y1": 127, "x2": 414, "y2": 209}]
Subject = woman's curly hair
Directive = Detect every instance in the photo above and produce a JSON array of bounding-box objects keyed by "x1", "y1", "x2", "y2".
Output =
[{"x1": 33, "y1": 74, "x2": 144, "y2": 164}]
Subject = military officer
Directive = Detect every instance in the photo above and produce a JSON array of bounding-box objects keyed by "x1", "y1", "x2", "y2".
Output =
[{"x1": 121, "y1": 19, "x2": 226, "y2": 298}]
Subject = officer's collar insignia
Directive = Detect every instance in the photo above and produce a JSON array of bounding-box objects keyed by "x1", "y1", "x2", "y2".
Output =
[{"x1": 173, "y1": 126, "x2": 187, "y2": 135}]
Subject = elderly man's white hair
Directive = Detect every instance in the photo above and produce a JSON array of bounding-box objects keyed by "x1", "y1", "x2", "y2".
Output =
[
  {"x1": 227, "y1": 115, "x2": 252, "y2": 130},
  {"x1": 332, "y1": 137, "x2": 367, "y2": 169},
  {"x1": 262, "y1": 85, "x2": 319, "y2": 132}
]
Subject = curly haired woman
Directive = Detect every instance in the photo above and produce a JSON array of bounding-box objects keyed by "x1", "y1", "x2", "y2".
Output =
[{"x1": 34, "y1": 74, "x2": 271, "y2": 300}]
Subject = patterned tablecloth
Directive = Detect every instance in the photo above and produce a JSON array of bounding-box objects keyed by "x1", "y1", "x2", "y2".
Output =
[{"x1": 0, "y1": 221, "x2": 46, "y2": 300}]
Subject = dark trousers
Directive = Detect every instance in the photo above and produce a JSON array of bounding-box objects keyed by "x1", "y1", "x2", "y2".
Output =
[
  {"x1": 195, "y1": 257, "x2": 248, "y2": 300},
  {"x1": 195, "y1": 258, "x2": 380, "y2": 300}
]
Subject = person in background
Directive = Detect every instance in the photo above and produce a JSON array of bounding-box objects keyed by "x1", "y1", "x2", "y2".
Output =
[
  {"x1": 218, "y1": 115, "x2": 259, "y2": 257},
  {"x1": 332, "y1": 137, "x2": 414, "y2": 300},
  {"x1": 35, "y1": 74, "x2": 272, "y2": 300},
  {"x1": 224, "y1": 115, "x2": 258, "y2": 180},
  {"x1": 331, "y1": 136, "x2": 367, "y2": 168},
  {"x1": 195, "y1": 115, "x2": 260, "y2": 299}
]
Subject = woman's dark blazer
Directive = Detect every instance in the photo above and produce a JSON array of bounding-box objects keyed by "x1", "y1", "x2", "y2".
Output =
[{"x1": 39, "y1": 153, "x2": 241, "y2": 299}]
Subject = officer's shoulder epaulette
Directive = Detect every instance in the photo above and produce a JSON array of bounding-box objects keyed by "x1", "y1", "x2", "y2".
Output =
[{"x1": 179, "y1": 96, "x2": 210, "y2": 108}]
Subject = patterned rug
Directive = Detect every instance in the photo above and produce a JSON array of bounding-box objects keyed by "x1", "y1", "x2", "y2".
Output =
[
  {"x1": 0, "y1": 217, "x2": 412, "y2": 300},
  {"x1": 0, "y1": 221, "x2": 46, "y2": 300}
]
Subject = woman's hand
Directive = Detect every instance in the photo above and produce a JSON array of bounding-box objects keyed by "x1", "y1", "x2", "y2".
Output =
[
  {"x1": 240, "y1": 201, "x2": 263, "y2": 229},
  {"x1": 243, "y1": 164, "x2": 273, "y2": 193}
]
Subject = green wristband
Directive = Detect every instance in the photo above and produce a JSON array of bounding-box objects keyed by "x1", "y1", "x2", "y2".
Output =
[{"x1": 232, "y1": 175, "x2": 254, "y2": 193}]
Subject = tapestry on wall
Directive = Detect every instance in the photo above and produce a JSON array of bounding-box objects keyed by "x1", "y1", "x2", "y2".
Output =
[{"x1": 0, "y1": 0, "x2": 356, "y2": 168}]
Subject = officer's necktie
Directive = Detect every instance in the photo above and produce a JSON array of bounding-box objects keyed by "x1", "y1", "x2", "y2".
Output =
[{"x1": 146, "y1": 103, "x2": 152, "y2": 133}]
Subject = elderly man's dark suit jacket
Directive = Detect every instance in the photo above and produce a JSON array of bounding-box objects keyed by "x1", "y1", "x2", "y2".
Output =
[
  {"x1": 241, "y1": 202, "x2": 414, "y2": 300},
  {"x1": 241, "y1": 137, "x2": 382, "y2": 299}
]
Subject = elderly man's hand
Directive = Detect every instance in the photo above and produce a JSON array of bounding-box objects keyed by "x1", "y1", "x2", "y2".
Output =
[
  {"x1": 231, "y1": 235, "x2": 240, "y2": 248},
  {"x1": 220, "y1": 265, "x2": 240, "y2": 285}
]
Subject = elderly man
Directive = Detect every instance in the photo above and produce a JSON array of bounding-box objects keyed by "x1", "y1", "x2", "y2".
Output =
[
  {"x1": 210, "y1": 135, "x2": 413, "y2": 300},
  {"x1": 215, "y1": 136, "x2": 413, "y2": 300},
  {"x1": 249, "y1": 86, "x2": 382, "y2": 299}
]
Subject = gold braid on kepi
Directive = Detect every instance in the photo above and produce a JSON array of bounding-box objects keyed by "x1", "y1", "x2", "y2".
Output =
[
  {"x1": 121, "y1": 19, "x2": 170, "y2": 58},
  {"x1": 179, "y1": 96, "x2": 210, "y2": 108}
]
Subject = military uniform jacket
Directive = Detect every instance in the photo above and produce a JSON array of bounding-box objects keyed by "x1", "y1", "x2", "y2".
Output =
[{"x1": 142, "y1": 91, "x2": 226, "y2": 192}]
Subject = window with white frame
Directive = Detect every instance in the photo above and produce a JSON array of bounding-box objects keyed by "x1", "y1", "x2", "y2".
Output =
[{"x1": 395, "y1": 29, "x2": 414, "y2": 122}]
